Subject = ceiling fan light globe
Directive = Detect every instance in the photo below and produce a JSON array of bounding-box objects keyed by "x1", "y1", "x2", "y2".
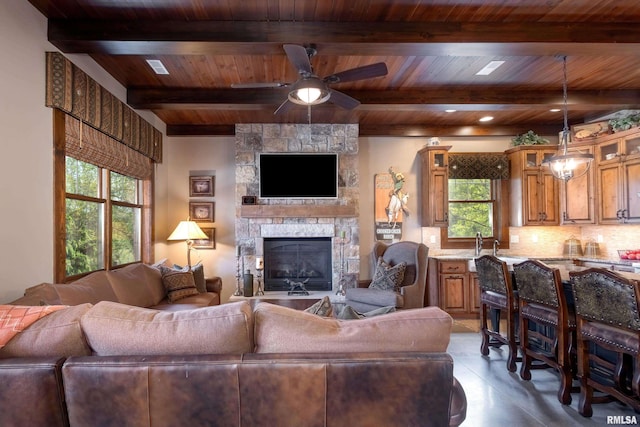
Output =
[
  {"x1": 297, "y1": 87, "x2": 321, "y2": 103},
  {"x1": 288, "y1": 77, "x2": 330, "y2": 106}
]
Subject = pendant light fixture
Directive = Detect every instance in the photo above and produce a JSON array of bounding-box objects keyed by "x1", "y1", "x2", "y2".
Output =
[{"x1": 542, "y1": 56, "x2": 594, "y2": 181}]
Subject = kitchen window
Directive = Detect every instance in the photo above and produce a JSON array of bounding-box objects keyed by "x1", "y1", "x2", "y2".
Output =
[{"x1": 440, "y1": 153, "x2": 510, "y2": 249}]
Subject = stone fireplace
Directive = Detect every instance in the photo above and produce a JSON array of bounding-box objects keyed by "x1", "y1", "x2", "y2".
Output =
[{"x1": 235, "y1": 124, "x2": 360, "y2": 292}]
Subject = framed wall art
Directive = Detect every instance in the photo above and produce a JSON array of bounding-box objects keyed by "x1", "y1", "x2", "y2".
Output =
[
  {"x1": 189, "y1": 176, "x2": 214, "y2": 197},
  {"x1": 193, "y1": 227, "x2": 216, "y2": 249},
  {"x1": 189, "y1": 202, "x2": 215, "y2": 222}
]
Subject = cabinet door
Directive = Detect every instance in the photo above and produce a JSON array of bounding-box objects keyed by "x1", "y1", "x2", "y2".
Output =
[
  {"x1": 439, "y1": 274, "x2": 467, "y2": 313},
  {"x1": 598, "y1": 162, "x2": 622, "y2": 224},
  {"x1": 540, "y1": 172, "x2": 559, "y2": 224},
  {"x1": 524, "y1": 171, "x2": 542, "y2": 224},
  {"x1": 469, "y1": 272, "x2": 480, "y2": 313},
  {"x1": 623, "y1": 159, "x2": 640, "y2": 223},
  {"x1": 431, "y1": 170, "x2": 449, "y2": 226},
  {"x1": 561, "y1": 147, "x2": 596, "y2": 224}
]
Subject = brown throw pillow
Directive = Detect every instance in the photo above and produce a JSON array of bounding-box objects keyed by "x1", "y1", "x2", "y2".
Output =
[
  {"x1": 173, "y1": 262, "x2": 206, "y2": 293},
  {"x1": 368, "y1": 257, "x2": 407, "y2": 292},
  {"x1": 160, "y1": 266, "x2": 199, "y2": 302}
]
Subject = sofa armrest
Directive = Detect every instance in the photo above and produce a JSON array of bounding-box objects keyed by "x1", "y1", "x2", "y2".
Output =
[{"x1": 205, "y1": 276, "x2": 222, "y2": 294}]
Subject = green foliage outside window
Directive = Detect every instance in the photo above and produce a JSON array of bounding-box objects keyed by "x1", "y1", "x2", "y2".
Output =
[
  {"x1": 65, "y1": 199, "x2": 104, "y2": 276},
  {"x1": 112, "y1": 204, "x2": 140, "y2": 266},
  {"x1": 448, "y1": 179, "x2": 494, "y2": 238}
]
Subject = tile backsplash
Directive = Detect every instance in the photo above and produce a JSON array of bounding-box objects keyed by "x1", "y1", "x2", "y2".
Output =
[{"x1": 426, "y1": 225, "x2": 640, "y2": 261}]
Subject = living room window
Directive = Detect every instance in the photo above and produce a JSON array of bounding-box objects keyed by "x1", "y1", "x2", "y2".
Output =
[
  {"x1": 64, "y1": 159, "x2": 143, "y2": 277},
  {"x1": 54, "y1": 111, "x2": 153, "y2": 282}
]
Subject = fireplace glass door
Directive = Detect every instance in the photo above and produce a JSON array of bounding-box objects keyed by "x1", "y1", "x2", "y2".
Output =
[{"x1": 263, "y1": 237, "x2": 332, "y2": 291}]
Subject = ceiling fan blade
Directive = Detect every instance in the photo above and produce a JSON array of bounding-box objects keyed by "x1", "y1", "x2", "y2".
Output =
[
  {"x1": 231, "y1": 82, "x2": 288, "y2": 89},
  {"x1": 274, "y1": 99, "x2": 295, "y2": 115},
  {"x1": 324, "y1": 62, "x2": 388, "y2": 84},
  {"x1": 283, "y1": 44, "x2": 312, "y2": 75},
  {"x1": 328, "y1": 89, "x2": 360, "y2": 110}
]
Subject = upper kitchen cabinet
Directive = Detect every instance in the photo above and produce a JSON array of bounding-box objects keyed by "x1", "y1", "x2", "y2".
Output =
[
  {"x1": 506, "y1": 145, "x2": 560, "y2": 226},
  {"x1": 560, "y1": 143, "x2": 596, "y2": 224},
  {"x1": 419, "y1": 146, "x2": 450, "y2": 227},
  {"x1": 596, "y1": 129, "x2": 640, "y2": 224}
]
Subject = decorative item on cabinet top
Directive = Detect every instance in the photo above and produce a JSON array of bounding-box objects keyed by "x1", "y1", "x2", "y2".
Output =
[{"x1": 448, "y1": 153, "x2": 509, "y2": 180}]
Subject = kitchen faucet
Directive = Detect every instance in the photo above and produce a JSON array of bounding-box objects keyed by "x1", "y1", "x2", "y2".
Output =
[
  {"x1": 475, "y1": 232, "x2": 483, "y2": 257},
  {"x1": 493, "y1": 239, "x2": 500, "y2": 256}
]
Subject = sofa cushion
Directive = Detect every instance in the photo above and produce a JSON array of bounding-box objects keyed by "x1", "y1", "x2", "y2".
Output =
[
  {"x1": 0, "y1": 303, "x2": 92, "y2": 358},
  {"x1": 151, "y1": 292, "x2": 220, "y2": 310},
  {"x1": 160, "y1": 266, "x2": 200, "y2": 302},
  {"x1": 369, "y1": 257, "x2": 406, "y2": 292},
  {"x1": 345, "y1": 287, "x2": 401, "y2": 307},
  {"x1": 254, "y1": 303, "x2": 452, "y2": 353},
  {"x1": 107, "y1": 263, "x2": 165, "y2": 307},
  {"x1": 81, "y1": 301, "x2": 254, "y2": 356},
  {"x1": 61, "y1": 271, "x2": 119, "y2": 305}
]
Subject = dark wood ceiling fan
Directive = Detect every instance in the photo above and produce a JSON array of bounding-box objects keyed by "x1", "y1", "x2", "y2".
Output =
[{"x1": 232, "y1": 44, "x2": 388, "y2": 115}]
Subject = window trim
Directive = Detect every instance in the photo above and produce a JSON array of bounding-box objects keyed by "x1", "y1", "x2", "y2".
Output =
[{"x1": 440, "y1": 179, "x2": 510, "y2": 250}]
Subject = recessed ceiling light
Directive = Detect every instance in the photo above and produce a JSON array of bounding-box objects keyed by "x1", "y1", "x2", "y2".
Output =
[
  {"x1": 550, "y1": 108, "x2": 561, "y2": 112},
  {"x1": 479, "y1": 116, "x2": 494, "y2": 122},
  {"x1": 146, "y1": 59, "x2": 169, "y2": 75},
  {"x1": 476, "y1": 61, "x2": 505, "y2": 76},
  {"x1": 445, "y1": 109, "x2": 457, "y2": 113}
]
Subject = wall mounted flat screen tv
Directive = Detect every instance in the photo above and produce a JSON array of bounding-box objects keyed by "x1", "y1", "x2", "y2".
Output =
[{"x1": 259, "y1": 153, "x2": 338, "y2": 198}]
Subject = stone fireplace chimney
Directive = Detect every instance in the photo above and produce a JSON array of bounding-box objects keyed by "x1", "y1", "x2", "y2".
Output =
[{"x1": 234, "y1": 124, "x2": 360, "y2": 292}]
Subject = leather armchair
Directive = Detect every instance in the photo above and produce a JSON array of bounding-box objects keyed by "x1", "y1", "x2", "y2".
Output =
[{"x1": 346, "y1": 241, "x2": 428, "y2": 312}]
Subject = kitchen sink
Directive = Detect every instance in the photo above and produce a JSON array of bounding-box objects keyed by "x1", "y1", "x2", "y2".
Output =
[{"x1": 468, "y1": 256, "x2": 527, "y2": 272}]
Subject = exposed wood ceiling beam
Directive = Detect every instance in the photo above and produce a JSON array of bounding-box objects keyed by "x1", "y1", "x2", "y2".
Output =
[
  {"x1": 128, "y1": 88, "x2": 640, "y2": 111},
  {"x1": 166, "y1": 124, "x2": 562, "y2": 137},
  {"x1": 48, "y1": 20, "x2": 640, "y2": 56}
]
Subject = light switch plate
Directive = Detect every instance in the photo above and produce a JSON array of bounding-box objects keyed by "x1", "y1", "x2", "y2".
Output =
[{"x1": 510, "y1": 235, "x2": 519, "y2": 243}]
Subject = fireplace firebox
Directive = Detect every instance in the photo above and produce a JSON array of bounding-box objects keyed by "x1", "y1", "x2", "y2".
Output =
[{"x1": 263, "y1": 237, "x2": 332, "y2": 291}]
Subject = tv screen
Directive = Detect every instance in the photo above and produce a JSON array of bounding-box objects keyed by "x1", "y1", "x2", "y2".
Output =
[{"x1": 259, "y1": 153, "x2": 338, "y2": 198}]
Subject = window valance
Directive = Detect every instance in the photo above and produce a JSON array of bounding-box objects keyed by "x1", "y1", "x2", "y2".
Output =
[
  {"x1": 45, "y1": 52, "x2": 162, "y2": 163},
  {"x1": 448, "y1": 153, "x2": 509, "y2": 180}
]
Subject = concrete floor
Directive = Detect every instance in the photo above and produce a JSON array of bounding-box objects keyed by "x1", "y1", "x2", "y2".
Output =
[{"x1": 449, "y1": 332, "x2": 639, "y2": 426}]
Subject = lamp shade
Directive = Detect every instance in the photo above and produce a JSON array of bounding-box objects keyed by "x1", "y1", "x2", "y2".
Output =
[{"x1": 168, "y1": 220, "x2": 208, "y2": 241}]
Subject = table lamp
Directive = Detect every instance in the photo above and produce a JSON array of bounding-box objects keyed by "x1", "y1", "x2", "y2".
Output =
[{"x1": 167, "y1": 217, "x2": 208, "y2": 269}]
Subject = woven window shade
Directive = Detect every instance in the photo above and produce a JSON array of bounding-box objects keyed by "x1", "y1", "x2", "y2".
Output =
[
  {"x1": 448, "y1": 153, "x2": 509, "y2": 180},
  {"x1": 66, "y1": 115, "x2": 153, "y2": 180}
]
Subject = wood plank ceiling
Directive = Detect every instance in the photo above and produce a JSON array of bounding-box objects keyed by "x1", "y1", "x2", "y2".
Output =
[{"x1": 27, "y1": 0, "x2": 640, "y2": 137}]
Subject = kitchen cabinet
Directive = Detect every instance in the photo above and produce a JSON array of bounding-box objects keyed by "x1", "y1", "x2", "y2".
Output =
[
  {"x1": 435, "y1": 259, "x2": 479, "y2": 318},
  {"x1": 506, "y1": 145, "x2": 560, "y2": 226},
  {"x1": 419, "y1": 146, "x2": 451, "y2": 227},
  {"x1": 560, "y1": 144, "x2": 596, "y2": 224},
  {"x1": 596, "y1": 131, "x2": 640, "y2": 224}
]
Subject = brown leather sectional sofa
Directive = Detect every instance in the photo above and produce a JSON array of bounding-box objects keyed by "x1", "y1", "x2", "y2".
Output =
[{"x1": 1, "y1": 265, "x2": 466, "y2": 427}]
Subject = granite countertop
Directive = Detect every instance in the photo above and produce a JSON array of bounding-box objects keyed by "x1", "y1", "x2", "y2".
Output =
[{"x1": 430, "y1": 253, "x2": 632, "y2": 266}]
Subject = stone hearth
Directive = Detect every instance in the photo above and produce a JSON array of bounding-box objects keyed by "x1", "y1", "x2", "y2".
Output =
[{"x1": 235, "y1": 124, "x2": 360, "y2": 291}]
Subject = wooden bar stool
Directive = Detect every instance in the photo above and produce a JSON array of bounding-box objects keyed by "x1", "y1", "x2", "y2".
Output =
[
  {"x1": 474, "y1": 255, "x2": 520, "y2": 372},
  {"x1": 570, "y1": 268, "x2": 640, "y2": 417},
  {"x1": 514, "y1": 259, "x2": 576, "y2": 404}
]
